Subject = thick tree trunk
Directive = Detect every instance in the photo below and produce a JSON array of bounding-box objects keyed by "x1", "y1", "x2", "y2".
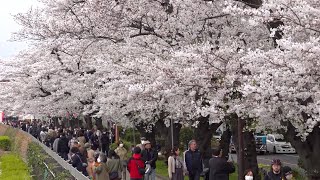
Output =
[
  {"x1": 84, "y1": 115, "x2": 93, "y2": 130},
  {"x1": 94, "y1": 117, "x2": 103, "y2": 130},
  {"x1": 231, "y1": 117, "x2": 260, "y2": 180},
  {"x1": 194, "y1": 116, "x2": 222, "y2": 156},
  {"x1": 155, "y1": 119, "x2": 182, "y2": 159},
  {"x1": 285, "y1": 122, "x2": 320, "y2": 180},
  {"x1": 219, "y1": 128, "x2": 232, "y2": 159}
]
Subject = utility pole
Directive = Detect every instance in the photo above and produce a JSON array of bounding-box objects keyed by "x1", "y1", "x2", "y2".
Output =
[
  {"x1": 238, "y1": 118, "x2": 244, "y2": 180},
  {"x1": 171, "y1": 119, "x2": 174, "y2": 149}
]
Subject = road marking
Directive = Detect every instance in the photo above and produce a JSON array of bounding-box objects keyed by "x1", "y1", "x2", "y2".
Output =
[{"x1": 257, "y1": 156, "x2": 298, "y2": 167}]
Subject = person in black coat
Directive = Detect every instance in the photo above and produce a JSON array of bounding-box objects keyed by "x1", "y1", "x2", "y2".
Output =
[
  {"x1": 57, "y1": 133, "x2": 70, "y2": 160},
  {"x1": 70, "y1": 146, "x2": 88, "y2": 176},
  {"x1": 100, "y1": 129, "x2": 110, "y2": 155},
  {"x1": 264, "y1": 159, "x2": 283, "y2": 180},
  {"x1": 208, "y1": 148, "x2": 235, "y2": 180},
  {"x1": 141, "y1": 141, "x2": 158, "y2": 180}
]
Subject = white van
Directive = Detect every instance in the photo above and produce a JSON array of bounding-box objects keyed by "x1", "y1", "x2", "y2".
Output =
[{"x1": 266, "y1": 134, "x2": 296, "y2": 154}]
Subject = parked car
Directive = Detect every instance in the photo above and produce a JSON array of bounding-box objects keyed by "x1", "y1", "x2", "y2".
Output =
[
  {"x1": 255, "y1": 135, "x2": 267, "y2": 154},
  {"x1": 266, "y1": 134, "x2": 296, "y2": 154},
  {"x1": 229, "y1": 135, "x2": 267, "y2": 154}
]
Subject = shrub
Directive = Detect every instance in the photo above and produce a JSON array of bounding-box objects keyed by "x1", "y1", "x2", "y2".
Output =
[
  {"x1": 179, "y1": 128, "x2": 194, "y2": 151},
  {"x1": 122, "y1": 128, "x2": 141, "y2": 143},
  {"x1": 0, "y1": 136, "x2": 11, "y2": 150}
]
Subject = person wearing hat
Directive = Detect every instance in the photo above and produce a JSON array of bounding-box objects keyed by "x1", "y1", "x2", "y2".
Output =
[
  {"x1": 264, "y1": 159, "x2": 283, "y2": 180},
  {"x1": 282, "y1": 166, "x2": 294, "y2": 180},
  {"x1": 141, "y1": 140, "x2": 158, "y2": 180},
  {"x1": 136, "y1": 137, "x2": 147, "y2": 151}
]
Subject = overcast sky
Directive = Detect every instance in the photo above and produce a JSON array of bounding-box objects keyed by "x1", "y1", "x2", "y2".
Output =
[{"x1": 0, "y1": 0, "x2": 39, "y2": 59}]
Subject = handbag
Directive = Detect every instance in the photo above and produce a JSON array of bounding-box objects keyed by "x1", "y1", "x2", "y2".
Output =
[
  {"x1": 135, "y1": 160, "x2": 145, "y2": 175},
  {"x1": 76, "y1": 154, "x2": 88, "y2": 167},
  {"x1": 109, "y1": 171, "x2": 119, "y2": 180}
]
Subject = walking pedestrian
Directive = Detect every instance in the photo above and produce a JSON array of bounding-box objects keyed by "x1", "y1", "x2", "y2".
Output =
[
  {"x1": 107, "y1": 150, "x2": 123, "y2": 180},
  {"x1": 208, "y1": 148, "x2": 235, "y2": 180},
  {"x1": 141, "y1": 140, "x2": 158, "y2": 180},
  {"x1": 244, "y1": 169, "x2": 254, "y2": 180},
  {"x1": 127, "y1": 147, "x2": 145, "y2": 180},
  {"x1": 168, "y1": 147, "x2": 184, "y2": 180},
  {"x1": 264, "y1": 159, "x2": 283, "y2": 180},
  {"x1": 57, "y1": 132, "x2": 70, "y2": 160},
  {"x1": 101, "y1": 129, "x2": 110, "y2": 155},
  {"x1": 115, "y1": 142, "x2": 128, "y2": 180},
  {"x1": 94, "y1": 153, "x2": 110, "y2": 180},
  {"x1": 184, "y1": 140, "x2": 202, "y2": 180}
]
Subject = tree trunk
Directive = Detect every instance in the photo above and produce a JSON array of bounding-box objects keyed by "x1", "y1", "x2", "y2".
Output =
[
  {"x1": 84, "y1": 115, "x2": 93, "y2": 130},
  {"x1": 285, "y1": 122, "x2": 320, "y2": 180},
  {"x1": 155, "y1": 119, "x2": 182, "y2": 159},
  {"x1": 231, "y1": 117, "x2": 260, "y2": 180},
  {"x1": 94, "y1": 117, "x2": 103, "y2": 130},
  {"x1": 219, "y1": 128, "x2": 232, "y2": 160},
  {"x1": 194, "y1": 116, "x2": 222, "y2": 157}
]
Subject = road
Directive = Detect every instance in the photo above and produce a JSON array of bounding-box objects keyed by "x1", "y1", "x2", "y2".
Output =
[{"x1": 229, "y1": 153, "x2": 300, "y2": 168}]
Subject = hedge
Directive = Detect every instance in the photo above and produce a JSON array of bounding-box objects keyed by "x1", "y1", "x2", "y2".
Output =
[{"x1": 0, "y1": 136, "x2": 11, "y2": 151}]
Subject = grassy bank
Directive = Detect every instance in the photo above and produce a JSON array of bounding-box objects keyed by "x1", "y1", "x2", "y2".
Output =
[{"x1": 0, "y1": 153, "x2": 31, "y2": 180}]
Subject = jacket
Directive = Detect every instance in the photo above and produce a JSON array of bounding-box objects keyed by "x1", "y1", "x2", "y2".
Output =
[
  {"x1": 115, "y1": 147, "x2": 128, "y2": 160},
  {"x1": 101, "y1": 132, "x2": 110, "y2": 145},
  {"x1": 208, "y1": 156, "x2": 235, "y2": 180},
  {"x1": 264, "y1": 171, "x2": 283, "y2": 180},
  {"x1": 53, "y1": 138, "x2": 59, "y2": 153},
  {"x1": 127, "y1": 153, "x2": 145, "y2": 179},
  {"x1": 141, "y1": 148, "x2": 158, "y2": 169},
  {"x1": 184, "y1": 149, "x2": 203, "y2": 175},
  {"x1": 58, "y1": 136, "x2": 69, "y2": 153},
  {"x1": 107, "y1": 158, "x2": 123, "y2": 174},
  {"x1": 168, "y1": 155, "x2": 184, "y2": 179},
  {"x1": 70, "y1": 153, "x2": 87, "y2": 174},
  {"x1": 94, "y1": 162, "x2": 110, "y2": 180}
]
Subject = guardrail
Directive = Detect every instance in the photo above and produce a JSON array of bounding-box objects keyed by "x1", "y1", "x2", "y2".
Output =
[{"x1": 1, "y1": 125, "x2": 89, "y2": 180}]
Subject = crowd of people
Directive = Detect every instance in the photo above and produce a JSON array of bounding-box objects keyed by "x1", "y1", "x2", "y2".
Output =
[
  {"x1": 7, "y1": 120, "x2": 296, "y2": 180},
  {"x1": 7, "y1": 120, "x2": 160, "y2": 180},
  {"x1": 168, "y1": 140, "x2": 295, "y2": 180}
]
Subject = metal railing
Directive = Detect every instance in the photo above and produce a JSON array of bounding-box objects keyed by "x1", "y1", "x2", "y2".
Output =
[{"x1": 1, "y1": 125, "x2": 89, "y2": 180}]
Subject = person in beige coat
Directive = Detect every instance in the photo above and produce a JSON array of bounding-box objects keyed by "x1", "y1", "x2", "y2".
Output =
[
  {"x1": 94, "y1": 153, "x2": 110, "y2": 180},
  {"x1": 168, "y1": 147, "x2": 184, "y2": 180},
  {"x1": 115, "y1": 142, "x2": 128, "y2": 180}
]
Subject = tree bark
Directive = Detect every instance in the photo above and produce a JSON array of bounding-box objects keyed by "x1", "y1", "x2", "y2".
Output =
[
  {"x1": 194, "y1": 116, "x2": 222, "y2": 157},
  {"x1": 155, "y1": 119, "x2": 182, "y2": 159},
  {"x1": 84, "y1": 115, "x2": 93, "y2": 130},
  {"x1": 285, "y1": 122, "x2": 320, "y2": 180},
  {"x1": 94, "y1": 117, "x2": 103, "y2": 130},
  {"x1": 219, "y1": 128, "x2": 232, "y2": 160},
  {"x1": 231, "y1": 116, "x2": 260, "y2": 180}
]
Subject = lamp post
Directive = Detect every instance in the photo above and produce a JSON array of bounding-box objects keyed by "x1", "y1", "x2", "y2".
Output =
[{"x1": 171, "y1": 119, "x2": 174, "y2": 149}]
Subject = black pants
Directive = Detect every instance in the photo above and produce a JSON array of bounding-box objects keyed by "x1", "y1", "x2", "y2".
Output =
[
  {"x1": 101, "y1": 144, "x2": 109, "y2": 156},
  {"x1": 189, "y1": 171, "x2": 201, "y2": 180}
]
